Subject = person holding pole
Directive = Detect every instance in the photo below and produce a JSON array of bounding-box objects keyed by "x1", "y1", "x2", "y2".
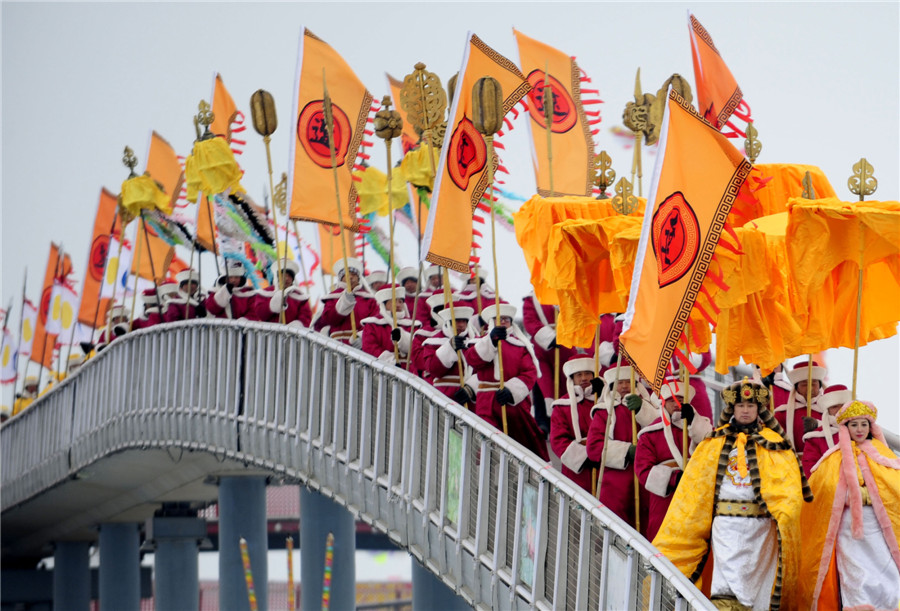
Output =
[
  {"x1": 255, "y1": 259, "x2": 312, "y2": 326},
  {"x1": 132, "y1": 288, "x2": 166, "y2": 331},
  {"x1": 635, "y1": 379, "x2": 712, "y2": 542},
  {"x1": 360, "y1": 288, "x2": 417, "y2": 365},
  {"x1": 585, "y1": 364, "x2": 657, "y2": 532},
  {"x1": 312, "y1": 258, "x2": 377, "y2": 348},
  {"x1": 549, "y1": 356, "x2": 602, "y2": 494},
  {"x1": 773, "y1": 360, "x2": 826, "y2": 454},
  {"x1": 96, "y1": 303, "x2": 131, "y2": 348},
  {"x1": 421, "y1": 304, "x2": 477, "y2": 406},
  {"x1": 206, "y1": 260, "x2": 256, "y2": 320},
  {"x1": 800, "y1": 383, "x2": 850, "y2": 478},
  {"x1": 464, "y1": 303, "x2": 549, "y2": 461},
  {"x1": 163, "y1": 269, "x2": 206, "y2": 322},
  {"x1": 408, "y1": 294, "x2": 449, "y2": 378}
]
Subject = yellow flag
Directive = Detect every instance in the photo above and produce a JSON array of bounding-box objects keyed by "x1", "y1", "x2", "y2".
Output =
[
  {"x1": 288, "y1": 28, "x2": 373, "y2": 232},
  {"x1": 422, "y1": 32, "x2": 532, "y2": 273},
  {"x1": 620, "y1": 91, "x2": 751, "y2": 391},
  {"x1": 514, "y1": 29, "x2": 597, "y2": 196}
]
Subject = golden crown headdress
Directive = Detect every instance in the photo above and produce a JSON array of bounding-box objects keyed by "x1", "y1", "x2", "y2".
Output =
[
  {"x1": 835, "y1": 400, "x2": 878, "y2": 424},
  {"x1": 721, "y1": 377, "x2": 769, "y2": 406}
]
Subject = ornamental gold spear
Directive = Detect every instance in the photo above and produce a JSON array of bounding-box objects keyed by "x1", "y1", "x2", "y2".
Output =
[
  {"x1": 250, "y1": 89, "x2": 288, "y2": 324},
  {"x1": 108, "y1": 149, "x2": 136, "y2": 337},
  {"x1": 847, "y1": 158, "x2": 877, "y2": 399},
  {"x1": 322, "y1": 70, "x2": 358, "y2": 341},
  {"x1": 400, "y1": 63, "x2": 448, "y2": 371},
  {"x1": 373, "y1": 95, "x2": 404, "y2": 362},
  {"x1": 472, "y1": 76, "x2": 510, "y2": 434}
]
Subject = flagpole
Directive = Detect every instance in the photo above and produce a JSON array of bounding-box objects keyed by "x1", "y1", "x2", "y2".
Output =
[
  {"x1": 13, "y1": 269, "x2": 28, "y2": 402},
  {"x1": 596, "y1": 351, "x2": 621, "y2": 501},
  {"x1": 591, "y1": 321, "x2": 601, "y2": 497},
  {"x1": 472, "y1": 77, "x2": 507, "y2": 434},
  {"x1": 250, "y1": 89, "x2": 286, "y2": 324},
  {"x1": 543, "y1": 63, "x2": 555, "y2": 198},
  {"x1": 682, "y1": 329, "x2": 690, "y2": 466},
  {"x1": 37, "y1": 244, "x2": 65, "y2": 391},
  {"x1": 322, "y1": 70, "x2": 357, "y2": 341},
  {"x1": 629, "y1": 363, "x2": 640, "y2": 533},
  {"x1": 374, "y1": 95, "x2": 402, "y2": 361},
  {"x1": 848, "y1": 158, "x2": 877, "y2": 399}
]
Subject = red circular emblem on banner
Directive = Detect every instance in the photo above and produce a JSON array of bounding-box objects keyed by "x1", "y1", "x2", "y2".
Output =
[
  {"x1": 39, "y1": 286, "x2": 53, "y2": 326},
  {"x1": 89, "y1": 235, "x2": 110, "y2": 282},
  {"x1": 447, "y1": 118, "x2": 487, "y2": 190},
  {"x1": 525, "y1": 70, "x2": 577, "y2": 133},
  {"x1": 297, "y1": 100, "x2": 351, "y2": 169},
  {"x1": 651, "y1": 191, "x2": 700, "y2": 288}
]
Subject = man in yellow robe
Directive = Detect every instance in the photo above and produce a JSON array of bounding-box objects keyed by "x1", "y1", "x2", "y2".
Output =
[{"x1": 652, "y1": 378, "x2": 811, "y2": 610}]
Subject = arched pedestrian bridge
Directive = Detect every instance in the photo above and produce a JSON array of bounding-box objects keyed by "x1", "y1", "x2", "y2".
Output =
[{"x1": 2, "y1": 320, "x2": 713, "y2": 610}]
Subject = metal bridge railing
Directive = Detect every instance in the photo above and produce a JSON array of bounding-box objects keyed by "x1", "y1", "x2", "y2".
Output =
[{"x1": 2, "y1": 320, "x2": 713, "y2": 610}]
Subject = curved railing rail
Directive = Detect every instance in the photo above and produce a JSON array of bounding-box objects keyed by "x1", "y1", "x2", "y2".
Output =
[{"x1": 1, "y1": 320, "x2": 713, "y2": 610}]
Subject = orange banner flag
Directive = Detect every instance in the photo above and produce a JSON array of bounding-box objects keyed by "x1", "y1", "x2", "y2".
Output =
[
  {"x1": 688, "y1": 12, "x2": 746, "y2": 130},
  {"x1": 317, "y1": 223, "x2": 359, "y2": 276},
  {"x1": 78, "y1": 188, "x2": 123, "y2": 328},
  {"x1": 145, "y1": 131, "x2": 184, "y2": 217},
  {"x1": 32, "y1": 243, "x2": 73, "y2": 368},
  {"x1": 195, "y1": 194, "x2": 218, "y2": 253},
  {"x1": 620, "y1": 90, "x2": 751, "y2": 391},
  {"x1": 514, "y1": 29, "x2": 597, "y2": 197},
  {"x1": 210, "y1": 73, "x2": 240, "y2": 141},
  {"x1": 422, "y1": 32, "x2": 532, "y2": 273},
  {"x1": 288, "y1": 28, "x2": 373, "y2": 232},
  {"x1": 131, "y1": 224, "x2": 174, "y2": 282}
]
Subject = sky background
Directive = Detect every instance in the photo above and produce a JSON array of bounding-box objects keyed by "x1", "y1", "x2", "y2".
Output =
[{"x1": 2, "y1": 2, "x2": 898, "y2": 426}]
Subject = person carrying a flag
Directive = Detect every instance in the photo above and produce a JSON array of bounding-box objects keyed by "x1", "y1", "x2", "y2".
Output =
[
  {"x1": 549, "y1": 356, "x2": 602, "y2": 494},
  {"x1": 360, "y1": 288, "x2": 417, "y2": 366},
  {"x1": 206, "y1": 260, "x2": 256, "y2": 320},
  {"x1": 255, "y1": 259, "x2": 312, "y2": 326},
  {"x1": 635, "y1": 379, "x2": 712, "y2": 541},
  {"x1": 774, "y1": 360, "x2": 827, "y2": 454},
  {"x1": 163, "y1": 269, "x2": 206, "y2": 322},
  {"x1": 312, "y1": 258, "x2": 378, "y2": 348},
  {"x1": 132, "y1": 288, "x2": 165, "y2": 330},
  {"x1": 800, "y1": 383, "x2": 850, "y2": 478},
  {"x1": 421, "y1": 303, "x2": 477, "y2": 407}
]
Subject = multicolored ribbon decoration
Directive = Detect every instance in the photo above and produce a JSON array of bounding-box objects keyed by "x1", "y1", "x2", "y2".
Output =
[
  {"x1": 286, "y1": 536, "x2": 295, "y2": 611},
  {"x1": 239, "y1": 537, "x2": 258, "y2": 611},
  {"x1": 322, "y1": 532, "x2": 335, "y2": 610}
]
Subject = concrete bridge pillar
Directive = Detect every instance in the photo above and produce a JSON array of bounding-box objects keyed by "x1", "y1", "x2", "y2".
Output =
[
  {"x1": 411, "y1": 558, "x2": 471, "y2": 610},
  {"x1": 146, "y1": 506, "x2": 206, "y2": 611},
  {"x1": 299, "y1": 487, "x2": 355, "y2": 611},
  {"x1": 53, "y1": 541, "x2": 91, "y2": 611},
  {"x1": 98, "y1": 522, "x2": 141, "y2": 611},
  {"x1": 218, "y1": 476, "x2": 268, "y2": 611}
]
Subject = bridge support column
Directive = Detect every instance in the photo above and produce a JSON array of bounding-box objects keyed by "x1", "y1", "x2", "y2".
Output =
[
  {"x1": 98, "y1": 522, "x2": 141, "y2": 611},
  {"x1": 218, "y1": 476, "x2": 268, "y2": 611},
  {"x1": 146, "y1": 509, "x2": 206, "y2": 611},
  {"x1": 411, "y1": 558, "x2": 470, "y2": 610},
  {"x1": 300, "y1": 487, "x2": 355, "y2": 611},
  {"x1": 53, "y1": 541, "x2": 91, "y2": 611}
]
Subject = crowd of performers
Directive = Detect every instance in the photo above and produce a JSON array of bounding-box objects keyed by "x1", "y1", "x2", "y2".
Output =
[{"x1": 7, "y1": 255, "x2": 899, "y2": 611}]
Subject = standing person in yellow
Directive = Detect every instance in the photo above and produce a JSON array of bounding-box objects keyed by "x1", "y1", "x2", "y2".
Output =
[
  {"x1": 652, "y1": 378, "x2": 811, "y2": 611},
  {"x1": 799, "y1": 400, "x2": 900, "y2": 610}
]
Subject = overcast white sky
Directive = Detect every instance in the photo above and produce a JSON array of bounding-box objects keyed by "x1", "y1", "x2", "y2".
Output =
[{"x1": 2, "y1": 2, "x2": 898, "y2": 424}]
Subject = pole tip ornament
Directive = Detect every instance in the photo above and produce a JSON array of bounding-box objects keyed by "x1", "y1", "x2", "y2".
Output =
[
  {"x1": 744, "y1": 122, "x2": 762, "y2": 163},
  {"x1": 400, "y1": 62, "x2": 447, "y2": 135},
  {"x1": 194, "y1": 100, "x2": 215, "y2": 142},
  {"x1": 848, "y1": 158, "x2": 877, "y2": 201},
  {"x1": 250, "y1": 90, "x2": 278, "y2": 137},
  {"x1": 373, "y1": 96, "x2": 403, "y2": 141},
  {"x1": 611, "y1": 177, "x2": 638, "y2": 215},
  {"x1": 472, "y1": 77, "x2": 504, "y2": 137},
  {"x1": 122, "y1": 146, "x2": 138, "y2": 178},
  {"x1": 593, "y1": 151, "x2": 615, "y2": 199}
]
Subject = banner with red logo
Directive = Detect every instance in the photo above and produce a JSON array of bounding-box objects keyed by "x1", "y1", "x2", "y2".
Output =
[
  {"x1": 31, "y1": 243, "x2": 73, "y2": 369},
  {"x1": 688, "y1": 12, "x2": 750, "y2": 132},
  {"x1": 422, "y1": 32, "x2": 532, "y2": 273},
  {"x1": 514, "y1": 30, "x2": 596, "y2": 197},
  {"x1": 78, "y1": 188, "x2": 122, "y2": 328},
  {"x1": 620, "y1": 90, "x2": 751, "y2": 391},
  {"x1": 287, "y1": 28, "x2": 373, "y2": 232}
]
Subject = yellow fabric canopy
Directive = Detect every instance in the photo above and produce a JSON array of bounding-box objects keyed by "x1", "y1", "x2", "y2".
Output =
[
  {"x1": 120, "y1": 174, "x2": 170, "y2": 218},
  {"x1": 399, "y1": 145, "x2": 439, "y2": 192},
  {"x1": 353, "y1": 165, "x2": 409, "y2": 217},
  {"x1": 184, "y1": 137, "x2": 245, "y2": 203}
]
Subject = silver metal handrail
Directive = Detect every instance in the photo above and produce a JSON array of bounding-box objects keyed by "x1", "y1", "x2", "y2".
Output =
[{"x1": 1, "y1": 320, "x2": 713, "y2": 610}]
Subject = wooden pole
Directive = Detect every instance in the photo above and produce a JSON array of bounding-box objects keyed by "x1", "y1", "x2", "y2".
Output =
[
  {"x1": 682, "y1": 330, "x2": 690, "y2": 466},
  {"x1": 630, "y1": 365, "x2": 640, "y2": 533},
  {"x1": 591, "y1": 321, "x2": 601, "y2": 497},
  {"x1": 323, "y1": 70, "x2": 356, "y2": 340}
]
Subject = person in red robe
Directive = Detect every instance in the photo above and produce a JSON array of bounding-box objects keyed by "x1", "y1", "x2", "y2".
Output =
[
  {"x1": 585, "y1": 364, "x2": 658, "y2": 532},
  {"x1": 206, "y1": 259, "x2": 256, "y2": 320},
  {"x1": 635, "y1": 379, "x2": 712, "y2": 541},
  {"x1": 549, "y1": 356, "x2": 602, "y2": 494},
  {"x1": 801, "y1": 383, "x2": 850, "y2": 478},
  {"x1": 255, "y1": 259, "x2": 312, "y2": 326},
  {"x1": 312, "y1": 257, "x2": 378, "y2": 347},
  {"x1": 360, "y1": 287, "x2": 417, "y2": 365},
  {"x1": 163, "y1": 269, "x2": 206, "y2": 322},
  {"x1": 774, "y1": 360, "x2": 826, "y2": 454},
  {"x1": 464, "y1": 303, "x2": 549, "y2": 461},
  {"x1": 132, "y1": 288, "x2": 165, "y2": 331},
  {"x1": 421, "y1": 303, "x2": 477, "y2": 407}
]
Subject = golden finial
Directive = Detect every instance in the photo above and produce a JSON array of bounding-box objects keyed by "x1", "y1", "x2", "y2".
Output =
[
  {"x1": 611, "y1": 177, "x2": 638, "y2": 215},
  {"x1": 744, "y1": 122, "x2": 762, "y2": 164},
  {"x1": 122, "y1": 146, "x2": 138, "y2": 178},
  {"x1": 848, "y1": 158, "x2": 877, "y2": 201},
  {"x1": 274, "y1": 172, "x2": 287, "y2": 216},
  {"x1": 400, "y1": 63, "x2": 447, "y2": 136},
  {"x1": 194, "y1": 100, "x2": 215, "y2": 141},
  {"x1": 801, "y1": 171, "x2": 817, "y2": 199},
  {"x1": 373, "y1": 95, "x2": 403, "y2": 142},
  {"x1": 593, "y1": 151, "x2": 615, "y2": 199}
]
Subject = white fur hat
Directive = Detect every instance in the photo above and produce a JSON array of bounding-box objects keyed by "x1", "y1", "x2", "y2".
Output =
[
  {"x1": 336, "y1": 258, "x2": 363, "y2": 278},
  {"x1": 107, "y1": 304, "x2": 128, "y2": 321},
  {"x1": 603, "y1": 365, "x2": 634, "y2": 386},
  {"x1": 787, "y1": 360, "x2": 827, "y2": 386},
  {"x1": 819, "y1": 384, "x2": 852, "y2": 411},
  {"x1": 424, "y1": 265, "x2": 442, "y2": 280},
  {"x1": 175, "y1": 269, "x2": 200, "y2": 286},
  {"x1": 397, "y1": 267, "x2": 418, "y2": 285},
  {"x1": 375, "y1": 287, "x2": 405, "y2": 303},
  {"x1": 366, "y1": 270, "x2": 387, "y2": 285},
  {"x1": 226, "y1": 259, "x2": 245, "y2": 277},
  {"x1": 563, "y1": 357, "x2": 595, "y2": 379},
  {"x1": 279, "y1": 259, "x2": 300, "y2": 277},
  {"x1": 659, "y1": 380, "x2": 696, "y2": 403},
  {"x1": 481, "y1": 303, "x2": 516, "y2": 323},
  {"x1": 437, "y1": 306, "x2": 474, "y2": 325}
]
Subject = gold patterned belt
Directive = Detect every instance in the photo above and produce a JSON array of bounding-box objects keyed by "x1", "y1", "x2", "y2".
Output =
[
  {"x1": 478, "y1": 382, "x2": 502, "y2": 392},
  {"x1": 330, "y1": 330, "x2": 355, "y2": 340},
  {"x1": 434, "y1": 376, "x2": 463, "y2": 386},
  {"x1": 715, "y1": 500, "x2": 764, "y2": 517}
]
